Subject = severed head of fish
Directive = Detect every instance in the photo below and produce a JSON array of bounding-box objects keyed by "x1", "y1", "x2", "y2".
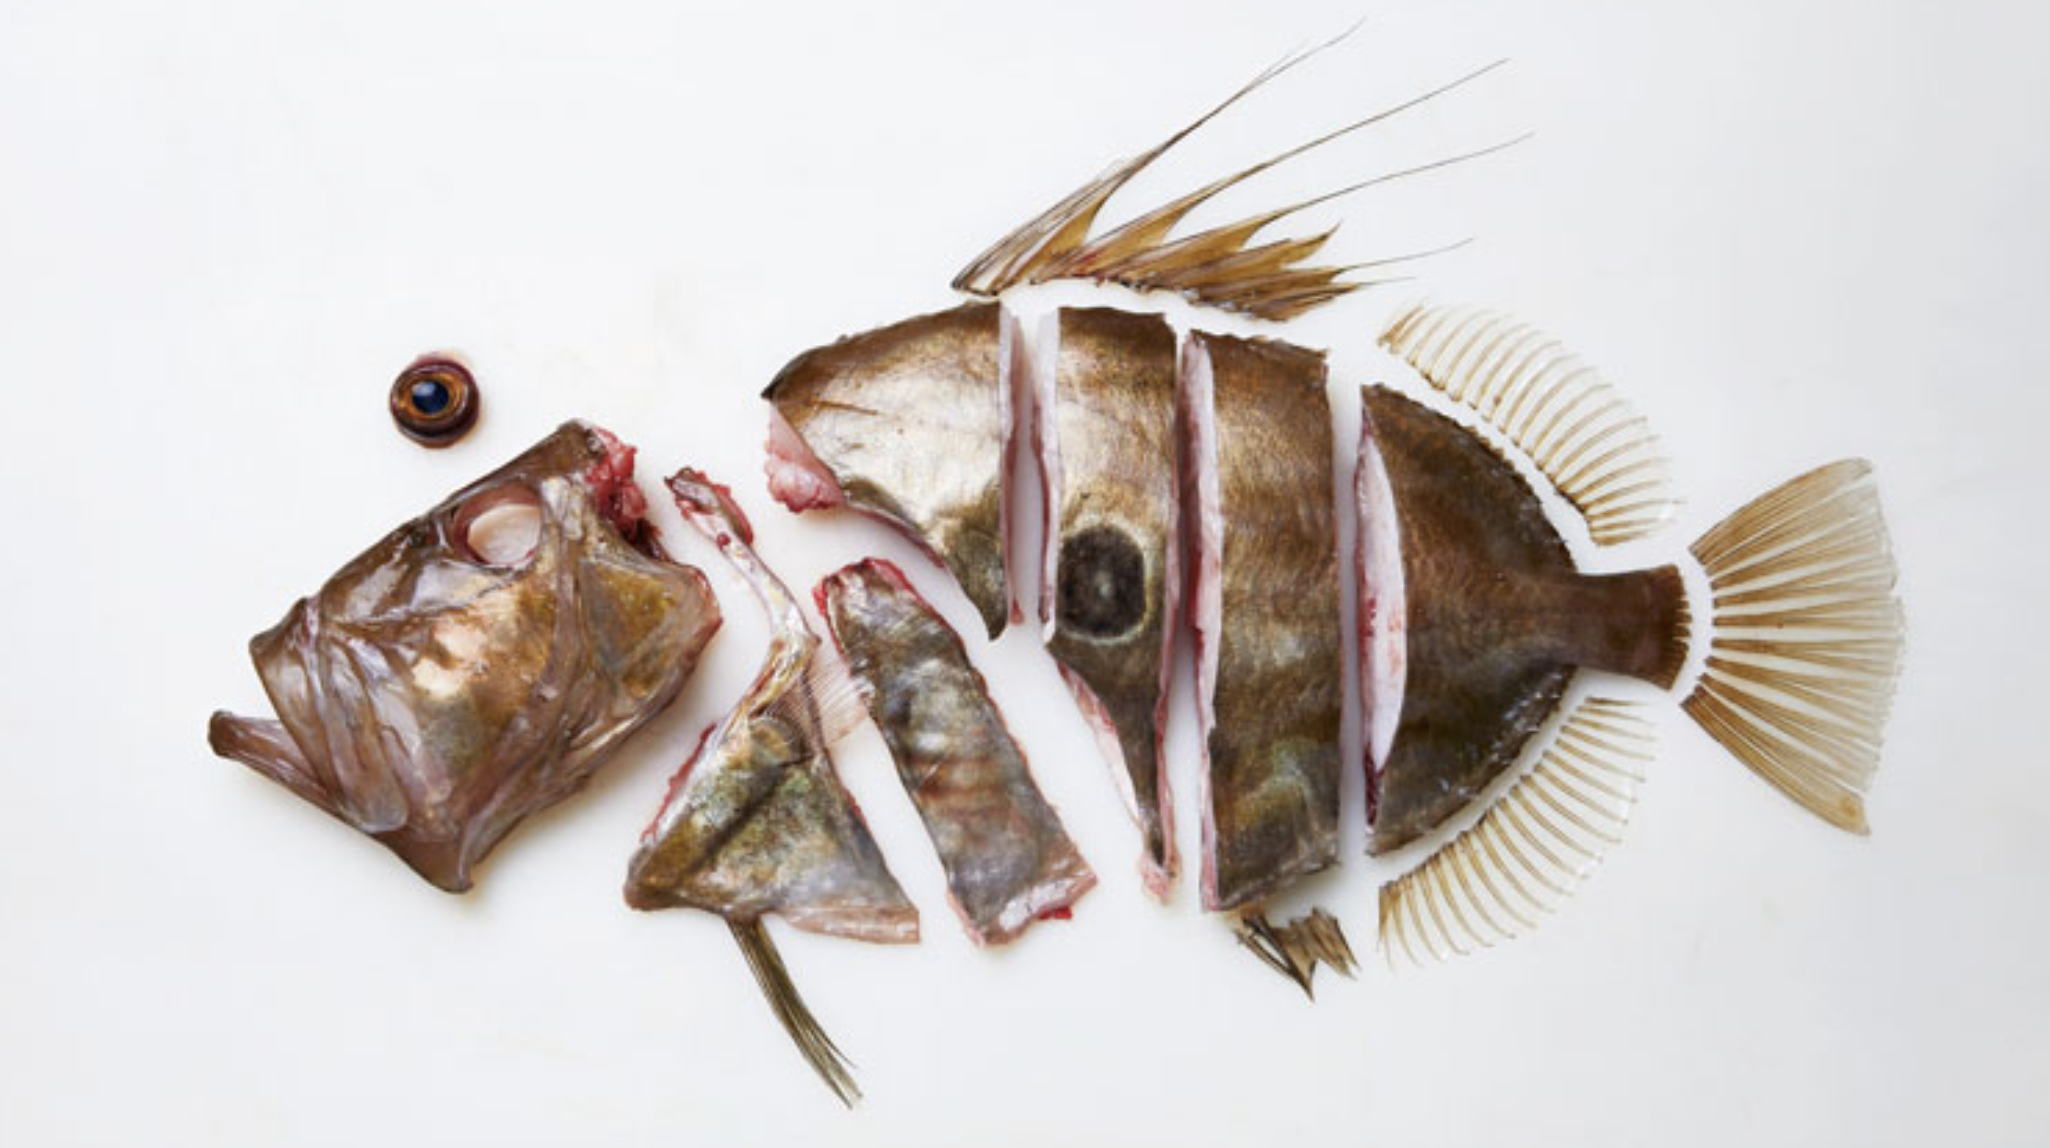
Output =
[{"x1": 208, "y1": 422, "x2": 723, "y2": 893}]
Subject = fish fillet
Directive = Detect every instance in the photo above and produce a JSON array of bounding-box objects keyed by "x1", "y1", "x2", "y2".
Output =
[{"x1": 819, "y1": 558, "x2": 1095, "y2": 945}]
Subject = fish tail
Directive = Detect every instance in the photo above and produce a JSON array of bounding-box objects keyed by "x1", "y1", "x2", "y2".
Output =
[
  {"x1": 1682, "y1": 460, "x2": 1905, "y2": 833},
  {"x1": 1562, "y1": 565, "x2": 1691, "y2": 690},
  {"x1": 728, "y1": 917, "x2": 862, "y2": 1107}
]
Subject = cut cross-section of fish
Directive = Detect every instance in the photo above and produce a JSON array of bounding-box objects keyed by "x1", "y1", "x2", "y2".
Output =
[
  {"x1": 1359, "y1": 386, "x2": 1688, "y2": 854},
  {"x1": 763, "y1": 302, "x2": 1015, "y2": 638},
  {"x1": 1180, "y1": 331, "x2": 1343, "y2": 912},
  {"x1": 819, "y1": 558, "x2": 1096, "y2": 946},
  {"x1": 1035, "y1": 307, "x2": 1182, "y2": 896},
  {"x1": 625, "y1": 470, "x2": 916, "y2": 942}
]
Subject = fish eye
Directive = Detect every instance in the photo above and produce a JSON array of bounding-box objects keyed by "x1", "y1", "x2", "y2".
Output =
[
  {"x1": 453, "y1": 485, "x2": 542, "y2": 567},
  {"x1": 390, "y1": 357, "x2": 479, "y2": 446}
]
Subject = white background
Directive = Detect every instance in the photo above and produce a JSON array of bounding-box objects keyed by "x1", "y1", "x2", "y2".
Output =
[{"x1": 3, "y1": 1, "x2": 2046, "y2": 1144}]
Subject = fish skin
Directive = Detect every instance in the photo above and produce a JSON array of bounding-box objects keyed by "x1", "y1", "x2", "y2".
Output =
[
  {"x1": 1185, "y1": 332, "x2": 1343, "y2": 912},
  {"x1": 820, "y1": 558, "x2": 1096, "y2": 945},
  {"x1": 1039, "y1": 306, "x2": 1181, "y2": 893},
  {"x1": 624, "y1": 470, "x2": 916, "y2": 944},
  {"x1": 763, "y1": 302, "x2": 1012, "y2": 639},
  {"x1": 208, "y1": 422, "x2": 722, "y2": 893},
  {"x1": 1360, "y1": 386, "x2": 1684, "y2": 853}
]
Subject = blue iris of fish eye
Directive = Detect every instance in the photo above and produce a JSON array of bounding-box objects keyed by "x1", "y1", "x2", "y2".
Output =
[{"x1": 410, "y1": 377, "x2": 452, "y2": 416}]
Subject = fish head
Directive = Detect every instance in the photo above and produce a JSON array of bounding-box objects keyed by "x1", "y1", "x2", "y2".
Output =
[{"x1": 235, "y1": 421, "x2": 721, "y2": 890}]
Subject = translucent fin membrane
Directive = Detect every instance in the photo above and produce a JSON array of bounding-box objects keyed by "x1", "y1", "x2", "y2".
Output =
[
  {"x1": 1684, "y1": 460, "x2": 1904, "y2": 833},
  {"x1": 1378, "y1": 698, "x2": 1650, "y2": 965},
  {"x1": 1379, "y1": 303, "x2": 1679, "y2": 545},
  {"x1": 1234, "y1": 908, "x2": 1358, "y2": 998},
  {"x1": 802, "y1": 639, "x2": 871, "y2": 749},
  {"x1": 728, "y1": 918, "x2": 860, "y2": 1107},
  {"x1": 951, "y1": 30, "x2": 1512, "y2": 322}
]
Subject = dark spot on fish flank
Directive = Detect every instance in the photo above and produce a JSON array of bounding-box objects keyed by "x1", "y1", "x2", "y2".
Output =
[{"x1": 1058, "y1": 525, "x2": 1146, "y2": 640}]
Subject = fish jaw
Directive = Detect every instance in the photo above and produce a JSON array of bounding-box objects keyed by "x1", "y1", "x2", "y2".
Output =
[
  {"x1": 761, "y1": 302, "x2": 1011, "y2": 639},
  {"x1": 624, "y1": 470, "x2": 917, "y2": 944},
  {"x1": 213, "y1": 422, "x2": 721, "y2": 892}
]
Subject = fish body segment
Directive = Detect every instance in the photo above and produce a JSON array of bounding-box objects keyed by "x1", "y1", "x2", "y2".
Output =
[
  {"x1": 1181, "y1": 331, "x2": 1344, "y2": 912},
  {"x1": 625, "y1": 471, "x2": 916, "y2": 943},
  {"x1": 819, "y1": 558, "x2": 1095, "y2": 945},
  {"x1": 763, "y1": 302, "x2": 1013, "y2": 639},
  {"x1": 209, "y1": 423, "x2": 722, "y2": 893},
  {"x1": 1036, "y1": 307, "x2": 1183, "y2": 895},
  {"x1": 1358, "y1": 386, "x2": 1686, "y2": 852}
]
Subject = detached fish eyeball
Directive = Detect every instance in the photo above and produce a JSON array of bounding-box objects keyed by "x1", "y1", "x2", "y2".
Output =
[{"x1": 391, "y1": 357, "x2": 479, "y2": 446}]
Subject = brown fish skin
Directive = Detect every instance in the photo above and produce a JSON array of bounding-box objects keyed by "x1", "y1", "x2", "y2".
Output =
[
  {"x1": 1037, "y1": 306, "x2": 1182, "y2": 895},
  {"x1": 819, "y1": 558, "x2": 1096, "y2": 945},
  {"x1": 1182, "y1": 332, "x2": 1343, "y2": 912},
  {"x1": 1359, "y1": 386, "x2": 1686, "y2": 853},
  {"x1": 208, "y1": 423, "x2": 722, "y2": 893},
  {"x1": 762, "y1": 302, "x2": 1013, "y2": 639},
  {"x1": 624, "y1": 470, "x2": 916, "y2": 944}
]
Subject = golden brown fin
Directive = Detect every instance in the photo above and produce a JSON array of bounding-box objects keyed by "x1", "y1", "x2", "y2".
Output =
[
  {"x1": 1378, "y1": 698, "x2": 1650, "y2": 965},
  {"x1": 951, "y1": 38, "x2": 1513, "y2": 322},
  {"x1": 1379, "y1": 303, "x2": 1680, "y2": 545},
  {"x1": 1234, "y1": 908, "x2": 1358, "y2": 998},
  {"x1": 729, "y1": 917, "x2": 861, "y2": 1107},
  {"x1": 1684, "y1": 461, "x2": 1904, "y2": 833}
]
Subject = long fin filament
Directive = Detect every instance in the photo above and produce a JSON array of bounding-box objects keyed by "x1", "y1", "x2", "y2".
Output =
[
  {"x1": 729, "y1": 918, "x2": 862, "y2": 1107},
  {"x1": 952, "y1": 39, "x2": 1510, "y2": 321}
]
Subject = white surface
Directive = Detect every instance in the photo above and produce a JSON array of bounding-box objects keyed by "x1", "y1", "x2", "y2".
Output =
[{"x1": 3, "y1": 2, "x2": 2046, "y2": 1145}]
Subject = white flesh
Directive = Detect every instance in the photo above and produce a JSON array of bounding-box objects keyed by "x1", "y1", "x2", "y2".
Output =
[
  {"x1": 1354, "y1": 412, "x2": 1408, "y2": 808},
  {"x1": 1177, "y1": 335, "x2": 1224, "y2": 906}
]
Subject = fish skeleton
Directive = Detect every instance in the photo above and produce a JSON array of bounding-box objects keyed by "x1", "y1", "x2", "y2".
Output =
[{"x1": 208, "y1": 422, "x2": 722, "y2": 892}]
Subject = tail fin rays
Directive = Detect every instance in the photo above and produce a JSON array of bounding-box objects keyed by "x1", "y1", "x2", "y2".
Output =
[{"x1": 1684, "y1": 460, "x2": 1904, "y2": 833}]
